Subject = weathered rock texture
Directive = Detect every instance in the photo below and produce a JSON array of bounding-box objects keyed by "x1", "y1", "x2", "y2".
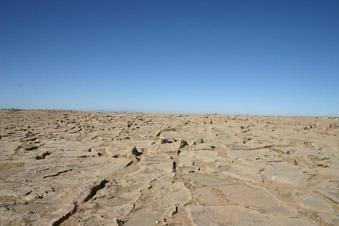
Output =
[{"x1": 0, "y1": 110, "x2": 338, "y2": 225}]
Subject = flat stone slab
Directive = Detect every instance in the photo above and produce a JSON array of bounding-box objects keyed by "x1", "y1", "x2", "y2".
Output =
[
  {"x1": 188, "y1": 205, "x2": 317, "y2": 226},
  {"x1": 195, "y1": 183, "x2": 298, "y2": 217}
]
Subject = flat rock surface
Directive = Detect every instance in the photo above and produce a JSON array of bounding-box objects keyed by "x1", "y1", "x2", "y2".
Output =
[{"x1": 0, "y1": 110, "x2": 338, "y2": 226}]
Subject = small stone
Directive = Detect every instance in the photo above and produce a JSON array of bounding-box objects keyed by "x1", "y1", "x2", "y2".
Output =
[
  {"x1": 35, "y1": 151, "x2": 51, "y2": 160},
  {"x1": 23, "y1": 144, "x2": 39, "y2": 151},
  {"x1": 131, "y1": 146, "x2": 143, "y2": 160},
  {"x1": 179, "y1": 140, "x2": 188, "y2": 148},
  {"x1": 161, "y1": 138, "x2": 173, "y2": 144},
  {"x1": 115, "y1": 218, "x2": 125, "y2": 226}
]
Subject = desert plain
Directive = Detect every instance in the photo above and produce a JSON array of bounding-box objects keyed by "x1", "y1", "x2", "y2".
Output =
[{"x1": 0, "y1": 109, "x2": 338, "y2": 226}]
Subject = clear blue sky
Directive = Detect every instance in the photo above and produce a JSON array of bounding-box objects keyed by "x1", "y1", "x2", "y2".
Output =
[{"x1": 1, "y1": 0, "x2": 338, "y2": 115}]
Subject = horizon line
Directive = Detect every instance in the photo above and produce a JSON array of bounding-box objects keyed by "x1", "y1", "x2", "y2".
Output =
[{"x1": 1, "y1": 107, "x2": 338, "y2": 118}]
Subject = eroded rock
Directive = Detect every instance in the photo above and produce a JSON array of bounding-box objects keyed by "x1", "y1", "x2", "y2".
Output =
[{"x1": 0, "y1": 110, "x2": 338, "y2": 226}]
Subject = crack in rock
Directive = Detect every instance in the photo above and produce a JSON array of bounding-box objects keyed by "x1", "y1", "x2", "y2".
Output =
[
  {"x1": 43, "y1": 169, "x2": 72, "y2": 178},
  {"x1": 172, "y1": 161, "x2": 177, "y2": 173},
  {"x1": 51, "y1": 202, "x2": 78, "y2": 226},
  {"x1": 83, "y1": 179, "x2": 109, "y2": 202}
]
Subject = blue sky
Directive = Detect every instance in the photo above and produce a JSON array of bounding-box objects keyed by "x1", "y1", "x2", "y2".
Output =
[{"x1": 1, "y1": 0, "x2": 338, "y2": 115}]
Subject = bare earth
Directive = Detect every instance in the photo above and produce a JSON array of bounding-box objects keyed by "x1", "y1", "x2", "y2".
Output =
[{"x1": 0, "y1": 110, "x2": 338, "y2": 226}]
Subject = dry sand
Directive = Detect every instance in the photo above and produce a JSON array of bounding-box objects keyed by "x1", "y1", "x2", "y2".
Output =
[{"x1": 0, "y1": 110, "x2": 338, "y2": 226}]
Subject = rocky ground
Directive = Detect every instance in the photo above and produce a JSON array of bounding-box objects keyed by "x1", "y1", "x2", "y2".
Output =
[{"x1": 0, "y1": 110, "x2": 338, "y2": 226}]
